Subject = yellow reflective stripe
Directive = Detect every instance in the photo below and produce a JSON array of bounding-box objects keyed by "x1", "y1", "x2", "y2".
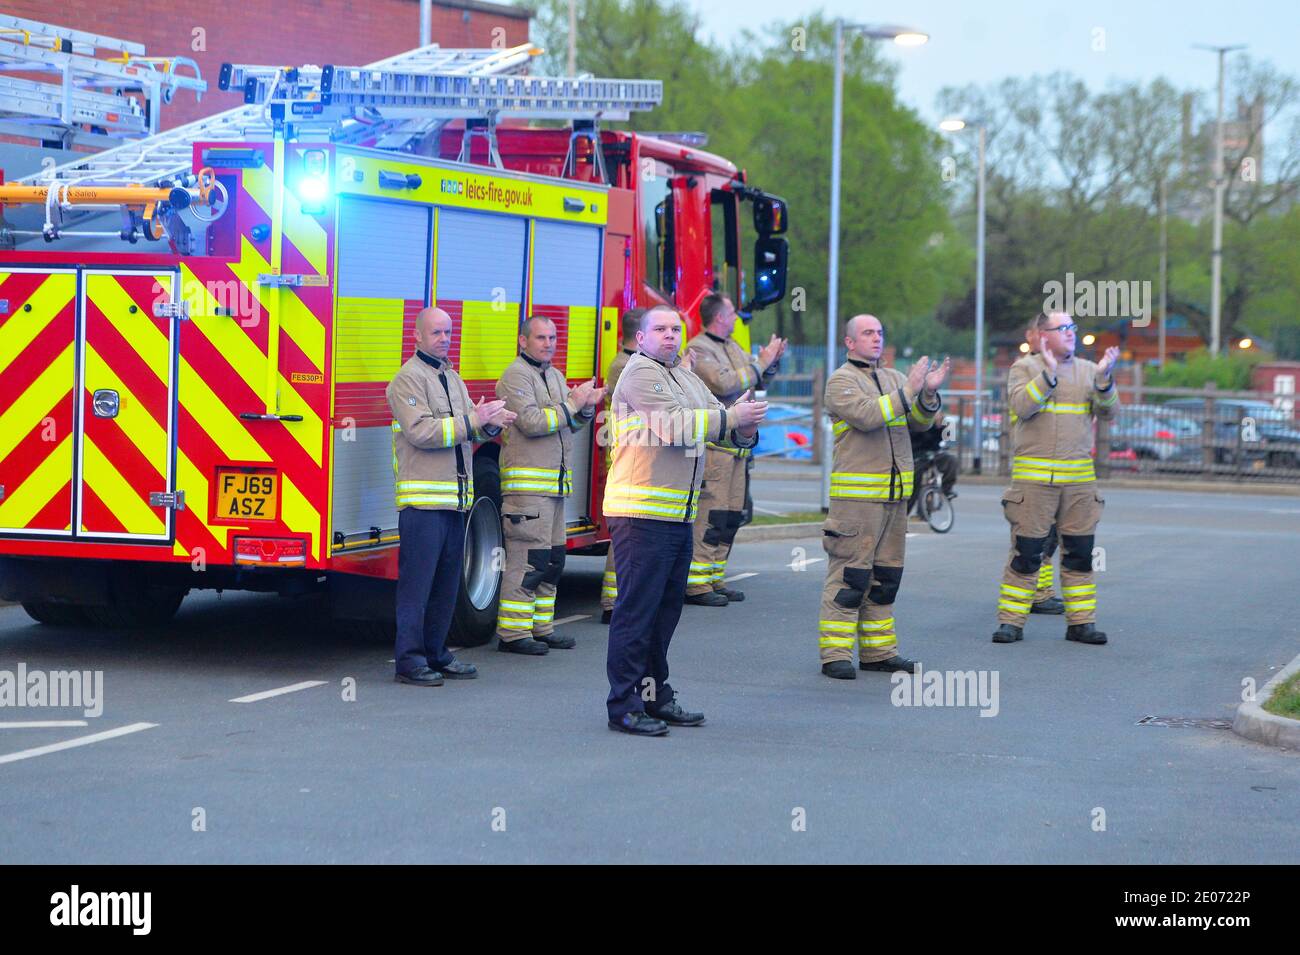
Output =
[
  {"x1": 859, "y1": 632, "x2": 897, "y2": 647},
  {"x1": 877, "y1": 393, "x2": 895, "y2": 421},
  {"x1": 830, "y1": 471, "x2": 914, "y2": 484},
  {"x1": 1015, "y1": 456, "x2": 1093, "y2": 468},
  {"x1": 499, "y1": 599, "x2": 535, "y2": 611},
  {"x1": 908, "y1": 401, "x2": 936, "y2": 426},
  {"x1": 544, "y1": 407, "x2": 559, "y2": 432},
  {"x1": 440, "y1": 417, "x2": 456, "y2": 447},
  {"x1": 705, "y1": 441, "x2": 751, "y2": 457},
  {"x1": 613, "y1": 415, "x2": 644, "y2": 435},
  {"x1": 396, "y1": 480, "x2": 460, "y2": 491},
  {"x1": 858, "y1": 618, "x2": 894, "y2": 631},
  {"x1": 1026, "y1": 378, "x2": 1047, "y2": 404},
  {"x1": 1001, "y1": 583, "x2": 1034, "y2": 597},
  {"x1": 832, "y1": 419, "x2": 850, "y2": 436},
  {"x1": 497, "y1": 617, "x2": 534, "y2": 628},
  {"x1": 503, "y1": 467, "x2": 562, "y2": 477},
  {"x1": 819, "y1": 620, "x2": 856, "y2": 632},
  {"x1": 694, "y1": 409, "x2": 708, "y2": 444},
  {"x1": 1045, "y1": 402, "x2": 1090, "y2": 414},
  {"x1": 1061, "y1": 585, "x2": 1096, "y2": 595},
  {"x1": 998, "y1": 599, "x2": 1031, "y2": 614},
  {"x1": 605, "y1": 483, "x2": 689, "y2": 501},
  {"x1": 1037, "y1": 565, "x2": 1054, "y2": 585}
]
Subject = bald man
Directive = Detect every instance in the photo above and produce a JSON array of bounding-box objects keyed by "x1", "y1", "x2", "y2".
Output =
[
  {"x1": 817, "y1": 314, "x2": 949, "y2": 679},
  {"x1": 493, "y1": 316, "x2": 602, "y2": 654},
  {"x1": 387, "y1": 307, "x2": 515, "y2": 686}
]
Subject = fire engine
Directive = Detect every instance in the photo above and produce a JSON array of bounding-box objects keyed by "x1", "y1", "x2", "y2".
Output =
[{"x1": 0, "y1": 15, "x2": 789, "y2": 643}]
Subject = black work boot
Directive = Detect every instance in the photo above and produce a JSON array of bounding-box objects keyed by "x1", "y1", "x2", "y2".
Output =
[
  {"x1": 497, "y1": 637, "x2": 549, "y2": 655},
  {"x1": 1066, "y1": 623, "x2": 1108, "y2": 645},
  {"x1": 992, "y1": 624, "x2": 1024, "y2": 643},
  {"x1": 1030, "y1": 597, "x2": 1065, "y2": 615},
  {"x1": 608, "y1": 712, "x2": 669, "y2": 736},
  {"x1": 714, "y1": 587, "x2": 745, "y2": 602},
  {"x1": 860, "y1": 656, "x2": 917, "y2": 673},
  {"x1": 821, "y1": 661, "x2": 856, "y2": 680},
  {"x1": 685, "y1": 591, "x2": 728, "y2": 607},
  {"x1": 395, "y1": 667, "x2": 444, "y2": 686},
  {"x1": 536, "y1": 632, "x2": 576, "y2": 650},
  {"x1": 600, "y1": 609, "x2": 612, "y2": 625},
  {"x1": 647, "y1": 699, "x2": 706, "y2": 726}
]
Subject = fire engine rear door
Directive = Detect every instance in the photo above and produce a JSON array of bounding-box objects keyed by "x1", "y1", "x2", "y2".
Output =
[
  {"x1": 74, "y1": 270, "x2": 178, "y2": 541},
  {"x1": 0, "y1": 269, "x2": 78, "y2": 536}
]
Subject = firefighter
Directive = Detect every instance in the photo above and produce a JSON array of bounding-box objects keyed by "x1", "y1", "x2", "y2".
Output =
[
  {"x1": 600, "y1": 306, "x2": 646, "y2": 625},
  {"x1": 495, "y1": 316, "x2": 604, "y2": 654},
  {"x1": 818, "y1": 314, "x2": 949, "y2": 680},
  {"x1": 683, "y1": 293, "x2": 787, "y2": 606},
  {"x1": 387, "y1": 306, "x2": 516, "y2": 686},
  {"x1": 1019, "y1": 318, "x2": 1064, "y2": 614},
  {"x1": 993, "y1": 311, "x2": 1119, "y2": 645},
  {"x1": 604, "y1": 305, "x2": 766, "y2": 735}
]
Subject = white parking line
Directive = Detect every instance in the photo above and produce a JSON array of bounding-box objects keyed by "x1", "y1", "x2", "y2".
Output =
[
  {"x1": 0, "y1": 722, "x2": 156, "y2": 766},
  {"x1": 724, "y1": 572, "x2": 759, "y2": 582},
  {"x1": 552, "y1": 614, "x2": 590, "y2": 626},
  {"x1": 229, "y1": 681, "x2": 327, "y2": 704},
  {"x1": 787, "y1": 557, "x2": 826, "y2": 569},
  {"x1": 0, "y1": 720, "x2": 89, "y2": 729}
]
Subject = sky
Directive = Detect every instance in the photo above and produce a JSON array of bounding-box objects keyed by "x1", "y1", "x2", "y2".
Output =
[{"x1": 688, "y1": 0, "x2": 1300, "y2": 124}]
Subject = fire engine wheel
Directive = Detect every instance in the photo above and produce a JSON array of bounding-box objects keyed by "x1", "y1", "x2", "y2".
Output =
[
  {"x1": 450, "y1": 453, "x2": 503, "y2": 647},
  {"x1": 82, "y1": 587, "x2": 187, "y2": 629},
  {"x1": 21, "y1": 601, "x2": 89, "y2": 627}
]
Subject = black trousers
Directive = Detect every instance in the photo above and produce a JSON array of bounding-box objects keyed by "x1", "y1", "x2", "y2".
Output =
[
  {"x1": 606, "y1": 516, "x2": 693, "y2": 720},
  {"x1": 395, "y1": 507, "x2": 465, "y2": 676}
]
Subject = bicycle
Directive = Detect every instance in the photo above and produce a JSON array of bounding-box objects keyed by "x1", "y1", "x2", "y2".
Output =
[{"x1": 909, "y1": 448, "x2": 956, "y2": 533}]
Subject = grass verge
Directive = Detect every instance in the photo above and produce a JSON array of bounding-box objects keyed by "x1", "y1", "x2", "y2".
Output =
[
  {"x1": 749, "y1": 511, "x2": 825, "y2": 526},
  {"x1": 1262, "y1": 671, "x2": 1300, "y2": 719}
]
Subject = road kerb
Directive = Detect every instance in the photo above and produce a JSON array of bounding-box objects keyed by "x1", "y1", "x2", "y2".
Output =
[
  {"x1": 736, "y1": 521, "x2": 822, "y2": 543},
  {"x1": 1232, "y1": 650, "x2": 1300, "y2": 750}
]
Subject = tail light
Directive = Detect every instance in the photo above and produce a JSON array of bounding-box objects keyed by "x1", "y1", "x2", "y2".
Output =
[
  {"x1": 233, "y1": 537, "x2": 307, "y2": 567},
  {"x1": 1154, "y1": 429, "x2": 1174, "y2": 440}
]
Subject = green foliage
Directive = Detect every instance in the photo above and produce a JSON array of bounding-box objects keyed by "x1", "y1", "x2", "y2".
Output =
[
  {"x1": 1145, "y1": 349, "x2": 1265, "y2": 390},
  {"x1": 526, "y1": 1, "x2": 969, "y2": 347}
]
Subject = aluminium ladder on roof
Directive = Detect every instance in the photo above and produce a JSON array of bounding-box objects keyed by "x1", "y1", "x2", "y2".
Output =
[
  {"x1": 0, "y1": 13, "x2": 205, "y2": 147},
  {"x1": 21, "y1": 41, "x2": 661, "y2": 191}
]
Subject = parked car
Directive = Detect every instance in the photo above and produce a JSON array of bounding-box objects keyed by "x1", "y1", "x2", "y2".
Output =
[
  {"x1": 753, "y1": 402, "x2": 813, "y2": 459},
  {"x1": 1106, "y1": 404, "x2": 1202, "y2": 464},
  {"x1": 1163, "y1": 398, "x2": 1300, "y2": 469}
]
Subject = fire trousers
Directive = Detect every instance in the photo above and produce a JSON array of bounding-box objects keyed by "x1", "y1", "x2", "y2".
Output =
[
  {"x1": 686, "y1": 447, "x2": 747, "y2": 596},
  {"x1": 997, "y1": 482, "x2": 1104, "y2": 626},
  {"x1": 496, "y1": 494, "x2": 566, "y2": 641},
  {"x1": 817, "y1": 499, "x2": 907, "y2": 665}
]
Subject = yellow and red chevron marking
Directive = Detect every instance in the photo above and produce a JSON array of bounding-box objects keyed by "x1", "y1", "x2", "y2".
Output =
[
  {"x1": 78, "y1": 272, "x2": 175, "y2": 538},
  {"x1": 0, "y1": 270, "x2": 77, "y2": 535},
  {"x1": 169, "y1": 145, "x2": 334, "y2": 567}
]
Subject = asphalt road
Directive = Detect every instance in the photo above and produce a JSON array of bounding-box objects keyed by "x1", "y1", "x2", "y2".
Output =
[{"x1": 1, "y1": 482, "x2": 1297, "y2": 863}]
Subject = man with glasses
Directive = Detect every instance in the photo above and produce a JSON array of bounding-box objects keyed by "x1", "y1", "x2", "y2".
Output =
[
  {"x1": 993, "y1": 311, "x2": 1119, "y2": 646},
  {"x1": 1017, "y1": 318, "x2": 1065, "y2": 615}
]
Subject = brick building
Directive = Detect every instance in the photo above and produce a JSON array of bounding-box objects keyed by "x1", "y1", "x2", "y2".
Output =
[{"x1": 3, "y1": 0, "x2": 532, "y2": 133}]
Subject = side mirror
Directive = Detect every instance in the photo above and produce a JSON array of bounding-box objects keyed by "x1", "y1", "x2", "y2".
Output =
[
  {"x1": 752, "y1": 193, "x2": 788, "y2": 235},
  {"x1": 748, "y1": 235, "x2": 787, "y2": 310}
]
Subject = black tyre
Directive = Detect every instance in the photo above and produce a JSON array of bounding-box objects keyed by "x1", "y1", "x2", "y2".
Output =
[
  {"x1": 21, "y1": 600, "x2": 89, "y2": 627},
  {"x1": 82, "y1": 572, "x2": 187, "y2": 629},
  {"x1": 923, "y1": 487, "x2": 955, "y2": 534},
  {"x1": 450, "y1": 452, "x2": 503, "y2": 647}
]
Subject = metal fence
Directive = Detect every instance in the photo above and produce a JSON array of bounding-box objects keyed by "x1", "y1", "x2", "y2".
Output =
[{"x1": 766, "y1": 363, "x2": 1300, "y2": 484}]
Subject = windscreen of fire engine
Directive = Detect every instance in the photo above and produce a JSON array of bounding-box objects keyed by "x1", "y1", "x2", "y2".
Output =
[{"x1": 640, "y1": 169, "x2": 675, "y2": 298}]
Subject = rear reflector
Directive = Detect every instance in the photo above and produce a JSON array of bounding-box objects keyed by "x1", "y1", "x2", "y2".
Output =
[{"x1": 233, "y1": 537, "x2": 307, "y2": 567}]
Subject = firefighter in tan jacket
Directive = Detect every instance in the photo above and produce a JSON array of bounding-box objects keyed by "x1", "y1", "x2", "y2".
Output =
[
  {"x1": 1017, "y1": 317, "x2": 1065, "y2": 614},
  {"x1": 818, "y1": 314, "x2": 949, "y2": 680},
  {"x1": 494, "y1": 316, "x2": 603, "y2": 654},
  {"x1": 993, "y1": 311, "x2": 1119, "y2": 645},
  {"x1": 387, "y1": 306, "x2": 515, "y2": 686},
  {"x1": 599, "y1": 307, "x2": 645, "y2": 622},
  {"x1": 683, "y1": 293, "x2": 787, "y2": 605},
  {"x1": 603, "y1": 305, "x2": 766, "y2": 736}
]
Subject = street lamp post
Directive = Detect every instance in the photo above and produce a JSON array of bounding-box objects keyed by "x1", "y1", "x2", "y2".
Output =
[
  {"x1": 821, "y1": 21, "x2": 929, "y2": 510},
  {"x1": 1195, "y1": 43, "x2": 1246, "y2": 356},
  {"x1": 940, "y1": 117, "x2": 987, "y2": 473}
]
